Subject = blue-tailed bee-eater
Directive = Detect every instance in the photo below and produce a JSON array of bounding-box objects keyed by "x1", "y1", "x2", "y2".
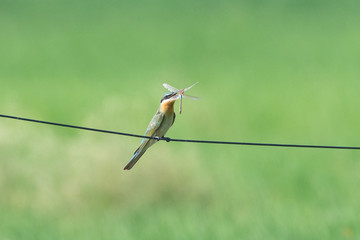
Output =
[{"x1": 124, "y1": 82, "x2": 200, "y2": 170}]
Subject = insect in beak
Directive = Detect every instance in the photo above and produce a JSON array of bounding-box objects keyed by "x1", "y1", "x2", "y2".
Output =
[
  {"x1": 163, "y1": 82, "x2": 200, "y2": 114},
  {"x1": 179, "y1": 91, "x2": 183, "y2": 114}
]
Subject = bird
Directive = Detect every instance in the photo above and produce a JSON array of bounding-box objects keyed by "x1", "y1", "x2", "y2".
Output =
[
  {"x1": 123, "y1": 92, "x2": 179, "y2": 170},
  {"x1": 124, "y1": 83, "x2": 200, "y2": 170}
]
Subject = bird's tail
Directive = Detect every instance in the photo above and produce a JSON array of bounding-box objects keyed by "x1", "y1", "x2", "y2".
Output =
[{"x1": 124, "y1": 147, "x2": 147, "y2": 170}]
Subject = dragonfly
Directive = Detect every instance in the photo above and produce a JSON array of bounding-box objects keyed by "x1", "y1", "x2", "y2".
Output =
[{"x1": 162, "y1": 82, "x2": 200, "y2": 114}]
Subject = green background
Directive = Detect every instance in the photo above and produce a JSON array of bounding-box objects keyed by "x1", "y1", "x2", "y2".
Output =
[{"x1": 1, "y1": 0, "x2": 360, "y2": 239}]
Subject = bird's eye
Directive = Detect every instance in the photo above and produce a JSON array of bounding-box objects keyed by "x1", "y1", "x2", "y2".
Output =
[{"x1": 161, "y1": 93, "x2": 177, "y2": 102}]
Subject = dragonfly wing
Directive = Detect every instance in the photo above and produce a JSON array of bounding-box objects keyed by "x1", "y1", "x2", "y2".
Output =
[
  {"x1": 184, "y1": 82, "x2": 199, "y2": 92},
  {"x1": 163, "y1": 83, "x2": 179, "y2": 93},
  {"x1": 183, "y1": 94, "x2": 201, "y2": 100}
]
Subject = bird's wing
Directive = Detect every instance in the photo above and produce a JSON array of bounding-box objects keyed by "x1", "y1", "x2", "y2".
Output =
[
  {"x1": 124, "y1": 111, "x2": 165, "y2": 170},
  {"x1": 146, "y1": 111, "x2": 164, "y2": 133},
  {"x1": 139, "y1": 111, "x2": 165, "y2": 146}
]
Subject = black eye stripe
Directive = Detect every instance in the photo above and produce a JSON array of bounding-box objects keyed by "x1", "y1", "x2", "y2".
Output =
[{"x1": 161, "y1": 92, "x2": 177, "y2": 102}]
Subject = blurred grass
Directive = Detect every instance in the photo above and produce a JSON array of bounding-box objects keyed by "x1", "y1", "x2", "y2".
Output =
[{"x1": 1, "y1": 0, "x2": 360, "y2": 239}]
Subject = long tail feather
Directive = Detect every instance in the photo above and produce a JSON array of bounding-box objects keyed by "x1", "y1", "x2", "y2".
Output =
[{"x1": 124, "y1": 147, "x2": 147, "y2": 170}]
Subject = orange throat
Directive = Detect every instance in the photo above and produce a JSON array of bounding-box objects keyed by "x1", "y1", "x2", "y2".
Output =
[{"x1": 160, "y1": 100, "x2": 175, "y2": 113}]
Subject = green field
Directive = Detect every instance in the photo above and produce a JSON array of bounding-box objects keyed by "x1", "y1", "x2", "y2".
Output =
[{"x1": 1, "y1": 0, "x2": 360, "y2": 239}]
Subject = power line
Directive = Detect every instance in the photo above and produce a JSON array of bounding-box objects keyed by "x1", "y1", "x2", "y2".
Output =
[{"x1": 1, "y1": 114, "x2": 360, "y2": 150}]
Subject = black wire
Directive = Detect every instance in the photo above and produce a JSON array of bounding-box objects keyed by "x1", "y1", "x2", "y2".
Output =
[
  {"x1": 1, "y1": 114, "x2": 360, "y2": 150},
  {"x1": 0, "y1": 114, "x2": 148, "y2": 139}
]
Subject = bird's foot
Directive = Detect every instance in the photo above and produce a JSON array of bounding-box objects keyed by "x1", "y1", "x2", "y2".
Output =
[
  {"x1": 154, "y1": 136, "x2": 171, "y2": 142},
  {"x1": 162, "y1": 137, "x2": 171, "y2": 142}
]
